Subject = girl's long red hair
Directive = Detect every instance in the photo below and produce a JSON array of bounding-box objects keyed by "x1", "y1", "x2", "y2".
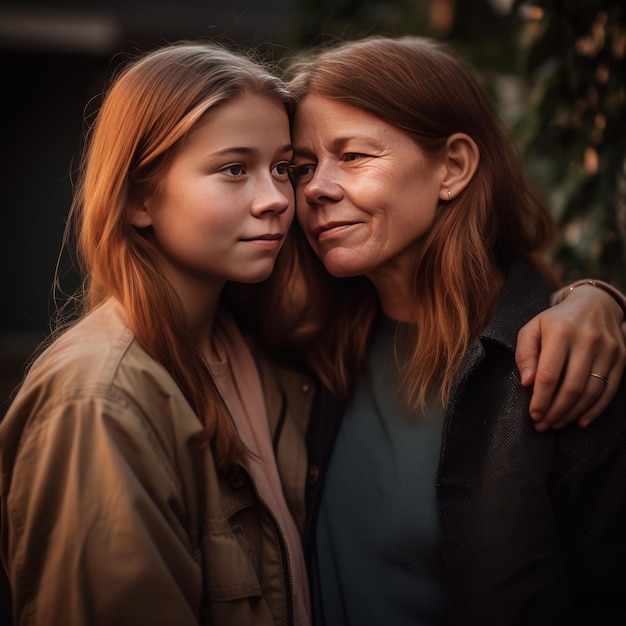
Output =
[{"x1": 61, "y1": 41, "x2": 293, "y2": 467}]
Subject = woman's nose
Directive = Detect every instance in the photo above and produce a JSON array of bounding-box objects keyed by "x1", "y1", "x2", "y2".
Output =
[{"x1": 303, "y1": 162, "x2": 343, "y2": 205}]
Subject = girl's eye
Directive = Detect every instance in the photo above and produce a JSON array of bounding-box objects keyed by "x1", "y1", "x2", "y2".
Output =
[
  {"x1": 222, "y1": 164, "x2": 245, "y2": 177},
  {"x1": 272, "y1": 162, "x2": 291, "y2": 180},
  {"x1": 289, "y1": 163, "x2": 316, "y2": 184}
]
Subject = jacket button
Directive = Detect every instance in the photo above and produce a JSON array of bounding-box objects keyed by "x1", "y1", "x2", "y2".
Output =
[
  {"x1": 307, "y1": 466, "x2": 319, "y2": 485},
  {"x1": 228, "y1": 468, "x2": 247, "y2": 489}
]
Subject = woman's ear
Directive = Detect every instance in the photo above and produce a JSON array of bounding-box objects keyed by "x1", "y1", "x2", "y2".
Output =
[
  {"x1": 128, "y1": 199, "x2": 153, "y2": 228},
  {"x1": 439, "y1": 133, "x2": 480, "y2": 201}
]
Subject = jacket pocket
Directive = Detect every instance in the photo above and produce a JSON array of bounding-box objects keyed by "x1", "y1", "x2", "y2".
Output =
[
  {"x1": 203, "y1": 466, "x2": 263, "y2": 601},
  {"x1": 203, "y1": 515, "x2": 262, "y2": 601}
]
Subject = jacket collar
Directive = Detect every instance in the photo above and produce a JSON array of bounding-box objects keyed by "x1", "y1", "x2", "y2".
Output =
[
  {"x1": 451, "y1": 259, "x2": 553, "y2": 403},
  {"x1": 479, "y1": 258, "x2": 554, "y2": 352}
]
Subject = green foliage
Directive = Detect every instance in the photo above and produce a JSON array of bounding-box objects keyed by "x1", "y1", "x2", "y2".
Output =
[
  {"x1": 289, "y1": 0, "x2": 626, "y2": 288},
  {"x1": 514, "y1": 0, "x2": 626, "y2": 287}
]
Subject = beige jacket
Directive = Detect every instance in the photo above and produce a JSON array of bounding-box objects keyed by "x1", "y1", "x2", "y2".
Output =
[{"x1": 0, "y1": 299, "x2": 314, "y2": 626}]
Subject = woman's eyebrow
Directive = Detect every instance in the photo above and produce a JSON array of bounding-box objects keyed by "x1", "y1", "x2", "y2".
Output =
[{"x1": 292, "y1": 146, "x2": 318, "y2": 160}]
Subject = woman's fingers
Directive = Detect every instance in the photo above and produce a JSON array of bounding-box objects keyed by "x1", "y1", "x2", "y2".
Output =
[
  {"x1": 534, "y1": 349, "x2": 616, "y2": 431},
  {"x1": 516, "y1": 284, "x2": 626, "y2": 431}
]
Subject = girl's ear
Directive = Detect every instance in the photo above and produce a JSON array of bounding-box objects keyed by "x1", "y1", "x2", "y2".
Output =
[
  {"x1": 128, "y1": 199, "x2": 153, "y2": 228},
  {"x1": 438, "y1": 133, "x2": 480, "y2": 202}
]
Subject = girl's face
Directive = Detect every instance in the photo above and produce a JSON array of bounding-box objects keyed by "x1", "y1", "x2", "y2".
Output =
[
  {"x1": 291, "y1": 94, "x2": 446, "y2": 288},
  {"x1": 134, "y1": 93, "x2": 294, "y2": 302}
]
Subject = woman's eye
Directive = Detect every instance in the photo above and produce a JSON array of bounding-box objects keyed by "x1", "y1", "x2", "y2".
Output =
[
  {"x1": 289, "y1": 163, "x2": 316, "y2": 184},
  {"x1": 272, "y1": 162, "x2": 291, "y2": 179},
  {"x1": 344, "y1": 153, "x2": 366, "y2": 162},
  {"x1": 222, "y1": 164, "x2": 245, "y2": 176}
]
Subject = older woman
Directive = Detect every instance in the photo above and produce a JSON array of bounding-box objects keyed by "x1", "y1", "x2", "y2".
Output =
[{"x1": 253, "y1": 36, "x2": 626, "y2": 625}]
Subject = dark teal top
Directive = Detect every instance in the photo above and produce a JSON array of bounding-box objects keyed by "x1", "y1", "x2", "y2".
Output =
[{"x1": 312, "y1": 318, "x2": 447, "y2": 625}]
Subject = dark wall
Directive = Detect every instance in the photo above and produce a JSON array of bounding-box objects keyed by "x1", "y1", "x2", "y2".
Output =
[
  {"x1": 0, "y1": 0, "x2": 297, "y2": 416},
  {"x1": 1, "y1": 47, "x2": 103, "y2": 421}
]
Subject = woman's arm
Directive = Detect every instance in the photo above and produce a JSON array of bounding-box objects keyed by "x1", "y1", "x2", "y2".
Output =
[{"x1": 516, "y1": 281, "x2": 626, "y2": 431}]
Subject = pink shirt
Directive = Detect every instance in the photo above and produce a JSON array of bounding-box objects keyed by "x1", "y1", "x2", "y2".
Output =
[{"x1": 209, "y1": 311, "x2": 311, "y2": 626}]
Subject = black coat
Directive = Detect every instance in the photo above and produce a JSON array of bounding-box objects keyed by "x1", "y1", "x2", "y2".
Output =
[{"x1": 304, "y1": 260, "x2": 626, "y2": 625}]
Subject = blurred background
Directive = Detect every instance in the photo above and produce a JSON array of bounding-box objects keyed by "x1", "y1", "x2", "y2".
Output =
[
  {"x1": 0, "y1": 0, "x2": 624, "y2": 621},
  {"x1": 1, "y1": 0, "x2": 625, "y2": 417}
]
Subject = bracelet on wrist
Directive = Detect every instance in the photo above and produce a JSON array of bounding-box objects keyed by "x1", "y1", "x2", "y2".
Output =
[{"x1": 566, "y1": 279, "x2": 626, "y2": 321}]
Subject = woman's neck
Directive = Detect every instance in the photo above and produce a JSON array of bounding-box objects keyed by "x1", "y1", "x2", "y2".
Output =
[{"x1": 366, "y1": 268, "x2": 414, "y2": 323}]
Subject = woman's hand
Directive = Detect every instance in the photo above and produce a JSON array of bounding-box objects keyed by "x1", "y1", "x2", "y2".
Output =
[{"x1": 516, "y1": 283, "x2": 626, "y2": 431}]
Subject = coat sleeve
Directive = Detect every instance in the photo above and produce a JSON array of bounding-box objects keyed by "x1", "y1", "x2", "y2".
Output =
[
  {"x1": 2, "y1": 393, "x2": 202, "y2": 626},
  {"x1": 551, "y1": 379, "x2": 626, "y2": 624}
]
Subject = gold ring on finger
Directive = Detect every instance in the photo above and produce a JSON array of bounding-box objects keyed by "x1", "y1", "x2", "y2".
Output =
[{"x1": 590, "y1": 371, "x2": 609, "y2": 384}]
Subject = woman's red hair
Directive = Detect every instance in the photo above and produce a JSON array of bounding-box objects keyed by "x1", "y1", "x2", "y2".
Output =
[{"x1": 257, "y1": 36, "x2": 557, "y2": 411}]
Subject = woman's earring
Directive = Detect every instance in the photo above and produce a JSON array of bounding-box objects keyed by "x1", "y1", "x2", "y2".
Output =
[{"x1": 447, "y1": 189, "x2": 452, "y2": 199}]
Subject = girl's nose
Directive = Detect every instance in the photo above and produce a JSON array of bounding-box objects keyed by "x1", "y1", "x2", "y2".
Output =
[{"x1": 251, "y1": 177, "x2": 292, "y2": 216}]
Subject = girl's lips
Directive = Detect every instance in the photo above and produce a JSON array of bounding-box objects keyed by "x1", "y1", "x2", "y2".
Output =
[
  {"x1": 241, "y1": 233, "x2": 283, "y2": 241},
  {"x1": 240, "y1": 233, "x2": 284, "y2": 249}
]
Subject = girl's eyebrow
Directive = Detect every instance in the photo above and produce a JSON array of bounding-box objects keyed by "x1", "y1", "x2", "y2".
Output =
[{"x1": 212, "y1": 144, "x2": 293, "y2": 157}]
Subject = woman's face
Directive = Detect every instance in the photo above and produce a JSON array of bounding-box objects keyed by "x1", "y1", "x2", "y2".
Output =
[
  {"x1": 134, "y1": 93, "x2": 294, "y2": 301},
  {"x1": 291, "y1": 94, "x2": 446, "y2": 287}
]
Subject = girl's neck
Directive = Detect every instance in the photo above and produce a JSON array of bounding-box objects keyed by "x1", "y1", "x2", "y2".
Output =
[{"x1": 159, "y1": 265, "x2": 225, "y2": 362}]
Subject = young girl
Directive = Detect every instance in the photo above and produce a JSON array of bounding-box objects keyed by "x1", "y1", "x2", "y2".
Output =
[{"x1": 0, "y1": 42, "x2": 309, "y2": 625}]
